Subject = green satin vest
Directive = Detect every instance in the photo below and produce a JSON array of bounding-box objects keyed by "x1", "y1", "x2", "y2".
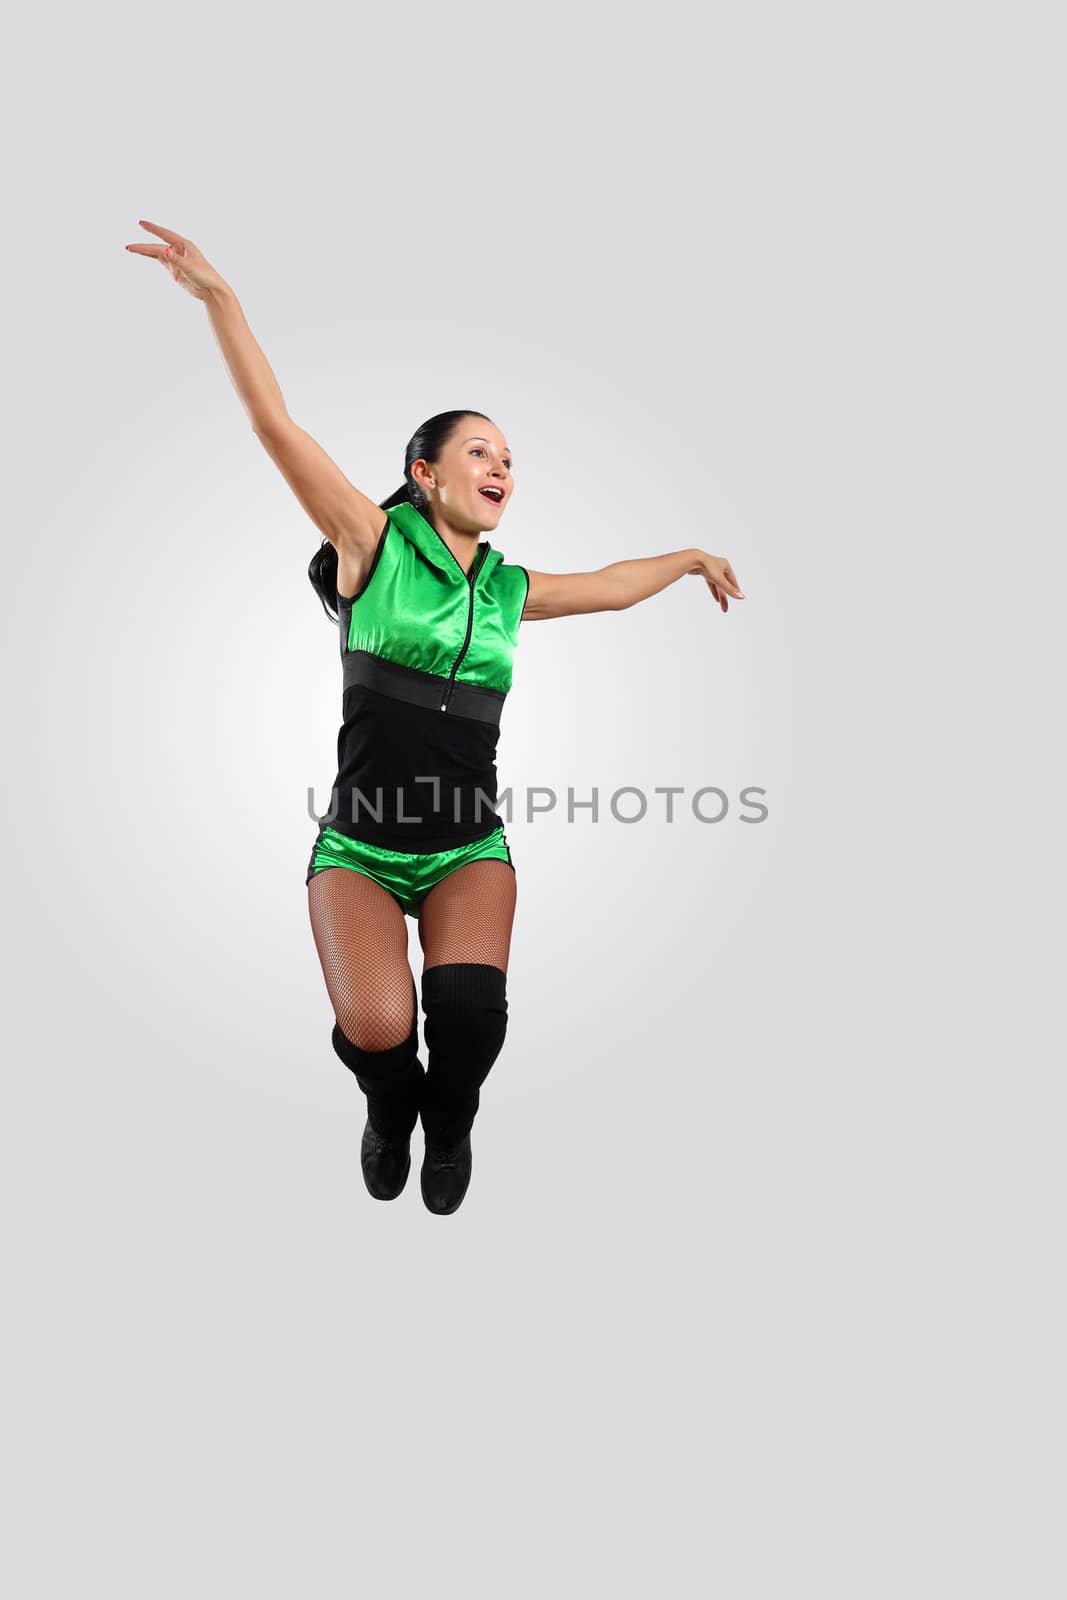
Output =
[{"x1": 344, "y1": 501, "x2": 529, "y2": 694}]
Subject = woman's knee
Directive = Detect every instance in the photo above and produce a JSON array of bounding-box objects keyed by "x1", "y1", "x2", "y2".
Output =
[{"x1": 333, "y1": 974, "x2": 417, "y2": 1053}]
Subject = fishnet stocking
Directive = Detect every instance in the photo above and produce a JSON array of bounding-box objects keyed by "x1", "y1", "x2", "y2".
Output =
[
  {"x1": 418, "y1": 859, "x2": 517, "y2": 971},
  {"x1": 307, "y1": 868, "x2": 415, "y2": 1049}
]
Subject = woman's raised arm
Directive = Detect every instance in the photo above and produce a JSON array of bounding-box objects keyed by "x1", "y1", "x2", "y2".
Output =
[{"x1": 126, "y1": 219, "x2": 385, "y2": 578}]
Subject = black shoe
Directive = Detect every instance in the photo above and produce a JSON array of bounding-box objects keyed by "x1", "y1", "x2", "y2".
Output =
[
  {"x1": 420, "y1": 1133, "x2": 473, "y2": 1215},
  {"x1": 360, "y1": 1119, "x2": 412, "y2": 1201}
]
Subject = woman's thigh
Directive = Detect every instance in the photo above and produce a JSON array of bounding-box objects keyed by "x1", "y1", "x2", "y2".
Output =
[
  {"x1": 307, "y1": 867, "x2": 415, "y2": 1048},
  {"x1": 417, "y1": 859, "x2": 517, "y2": 971}
]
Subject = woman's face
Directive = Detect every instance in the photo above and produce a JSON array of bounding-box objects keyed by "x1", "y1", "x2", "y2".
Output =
[{"x1": 416, "y1": 419, "x2": 513, "y2": 533}]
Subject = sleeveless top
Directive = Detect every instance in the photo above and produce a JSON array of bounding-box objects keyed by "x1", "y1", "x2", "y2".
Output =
[{"x1": 322, "y1": 500, "x2": 529, "y2": 851}]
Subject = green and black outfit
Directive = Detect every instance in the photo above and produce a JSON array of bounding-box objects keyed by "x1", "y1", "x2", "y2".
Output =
[
  {"x1": 306, "y1": 499, "x2": 530, "y2": 915},
  {"x1": 310, "y1": 499, "x2": 529, "y2": 1179}
]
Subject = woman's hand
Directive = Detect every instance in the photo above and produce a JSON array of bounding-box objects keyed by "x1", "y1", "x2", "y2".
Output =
[
  {"x1": 124, "y1": 219, "x2": 228, "y2": 302},
  {"x1": 688, "y1": 551, "x2": 746, "y2": 613}
]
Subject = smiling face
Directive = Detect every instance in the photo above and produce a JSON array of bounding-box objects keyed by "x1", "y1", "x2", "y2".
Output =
[{"x1": 412, "y1": 416, "x2": 514, "y2": 534}]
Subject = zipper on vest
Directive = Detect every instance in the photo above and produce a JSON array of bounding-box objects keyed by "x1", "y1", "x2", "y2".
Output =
[{"x1": 441, "y1": 544, "x2": 488, "y2": 711}]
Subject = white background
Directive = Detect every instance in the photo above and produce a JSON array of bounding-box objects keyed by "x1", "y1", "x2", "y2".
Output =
[{"x1": 3, "y1": 2, "x2": 1063, "y2": 1594}]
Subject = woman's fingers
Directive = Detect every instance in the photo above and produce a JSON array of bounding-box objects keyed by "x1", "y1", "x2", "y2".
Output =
[
  {"x1": 124, "y1": 243, "x2": 177, "y2": 278},
  {"x1": 136, "y1": 219, "x2": 188, "y2": 247},
  {"x1": 722, "y1": 561, "x2": 745, "y2": 598},
  {"x1": 125, "y1": 222, "x2": 194, "y2": 263},
  {"x1": 713, "y1": 560, "x2": 743, "y2": 598},
  {"x1": 126, "y1": 224, "x2": 217, "y2": 302},
  {"x1": 695, "y1": 552, "x2": 746, "y2": 600}
]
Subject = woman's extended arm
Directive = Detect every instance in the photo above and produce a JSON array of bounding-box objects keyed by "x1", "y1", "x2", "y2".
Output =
[
  {"x1": 521, "y1": 549, "x2": 745, "y2": 621},
  {"x1": 126, "y1": 220, "x2": 385, "y2": 572},
  {"x1": 204, "y1": 282, "x2": 387, "y2": 564}
]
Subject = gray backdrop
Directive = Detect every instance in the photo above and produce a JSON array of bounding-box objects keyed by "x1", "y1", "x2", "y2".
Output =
[{"x1": 4, "y1": 2, "x2": 1062, "y2": 1595}]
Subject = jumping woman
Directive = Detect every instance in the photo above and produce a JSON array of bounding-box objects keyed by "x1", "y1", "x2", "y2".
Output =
[{"x1": 126, "y1": 219, "x2": 746, "y2": 1216}]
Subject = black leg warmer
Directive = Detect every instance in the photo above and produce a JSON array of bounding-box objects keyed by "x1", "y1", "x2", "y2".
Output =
[
  {"x1": 420, "y1": 963, "x2": 509, "y2": 1146},
  {"x1": 331, "y1": 1019, "x2": 425, "y2": 1141}
]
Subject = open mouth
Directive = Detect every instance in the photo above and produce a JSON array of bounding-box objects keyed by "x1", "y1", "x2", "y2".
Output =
[{"x1": 479, "y1": 487, "x2": 504, "y2": 503}]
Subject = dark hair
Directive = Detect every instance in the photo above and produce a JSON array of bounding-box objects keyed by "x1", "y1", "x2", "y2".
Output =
[{"x1": 307, "y1": 408, "x2": 495, "y2": 622}]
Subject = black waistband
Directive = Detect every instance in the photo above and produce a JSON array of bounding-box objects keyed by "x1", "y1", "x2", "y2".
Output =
[
  {"x1": 314, "y1": 816, "x2": 505, "y2": 855},
  {"x1": 341, "y1": 650, "x2": 506, "y2": 727}
]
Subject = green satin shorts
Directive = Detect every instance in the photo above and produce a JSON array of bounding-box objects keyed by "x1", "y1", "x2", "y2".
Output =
[{"x1": 305, "y1": 821, "x2": 514, "y2": 918}]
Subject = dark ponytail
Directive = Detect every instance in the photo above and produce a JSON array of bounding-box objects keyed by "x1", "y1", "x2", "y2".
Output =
[{"x1": 307, "y1": 408, "x2": 495, "y2": 622}]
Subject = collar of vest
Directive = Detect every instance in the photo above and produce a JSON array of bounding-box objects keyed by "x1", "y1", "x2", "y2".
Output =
[{"x1": 387, "y1": 500, "x2": 504, "y2": 584}]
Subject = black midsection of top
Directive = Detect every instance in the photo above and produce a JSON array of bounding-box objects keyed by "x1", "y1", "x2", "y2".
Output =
[
  {"x1": 342, "y1": 649, "x2": 506, "y2": 727},
  {"x1": 325, "y1": 683, "x2": 503, "y2": 851}
]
